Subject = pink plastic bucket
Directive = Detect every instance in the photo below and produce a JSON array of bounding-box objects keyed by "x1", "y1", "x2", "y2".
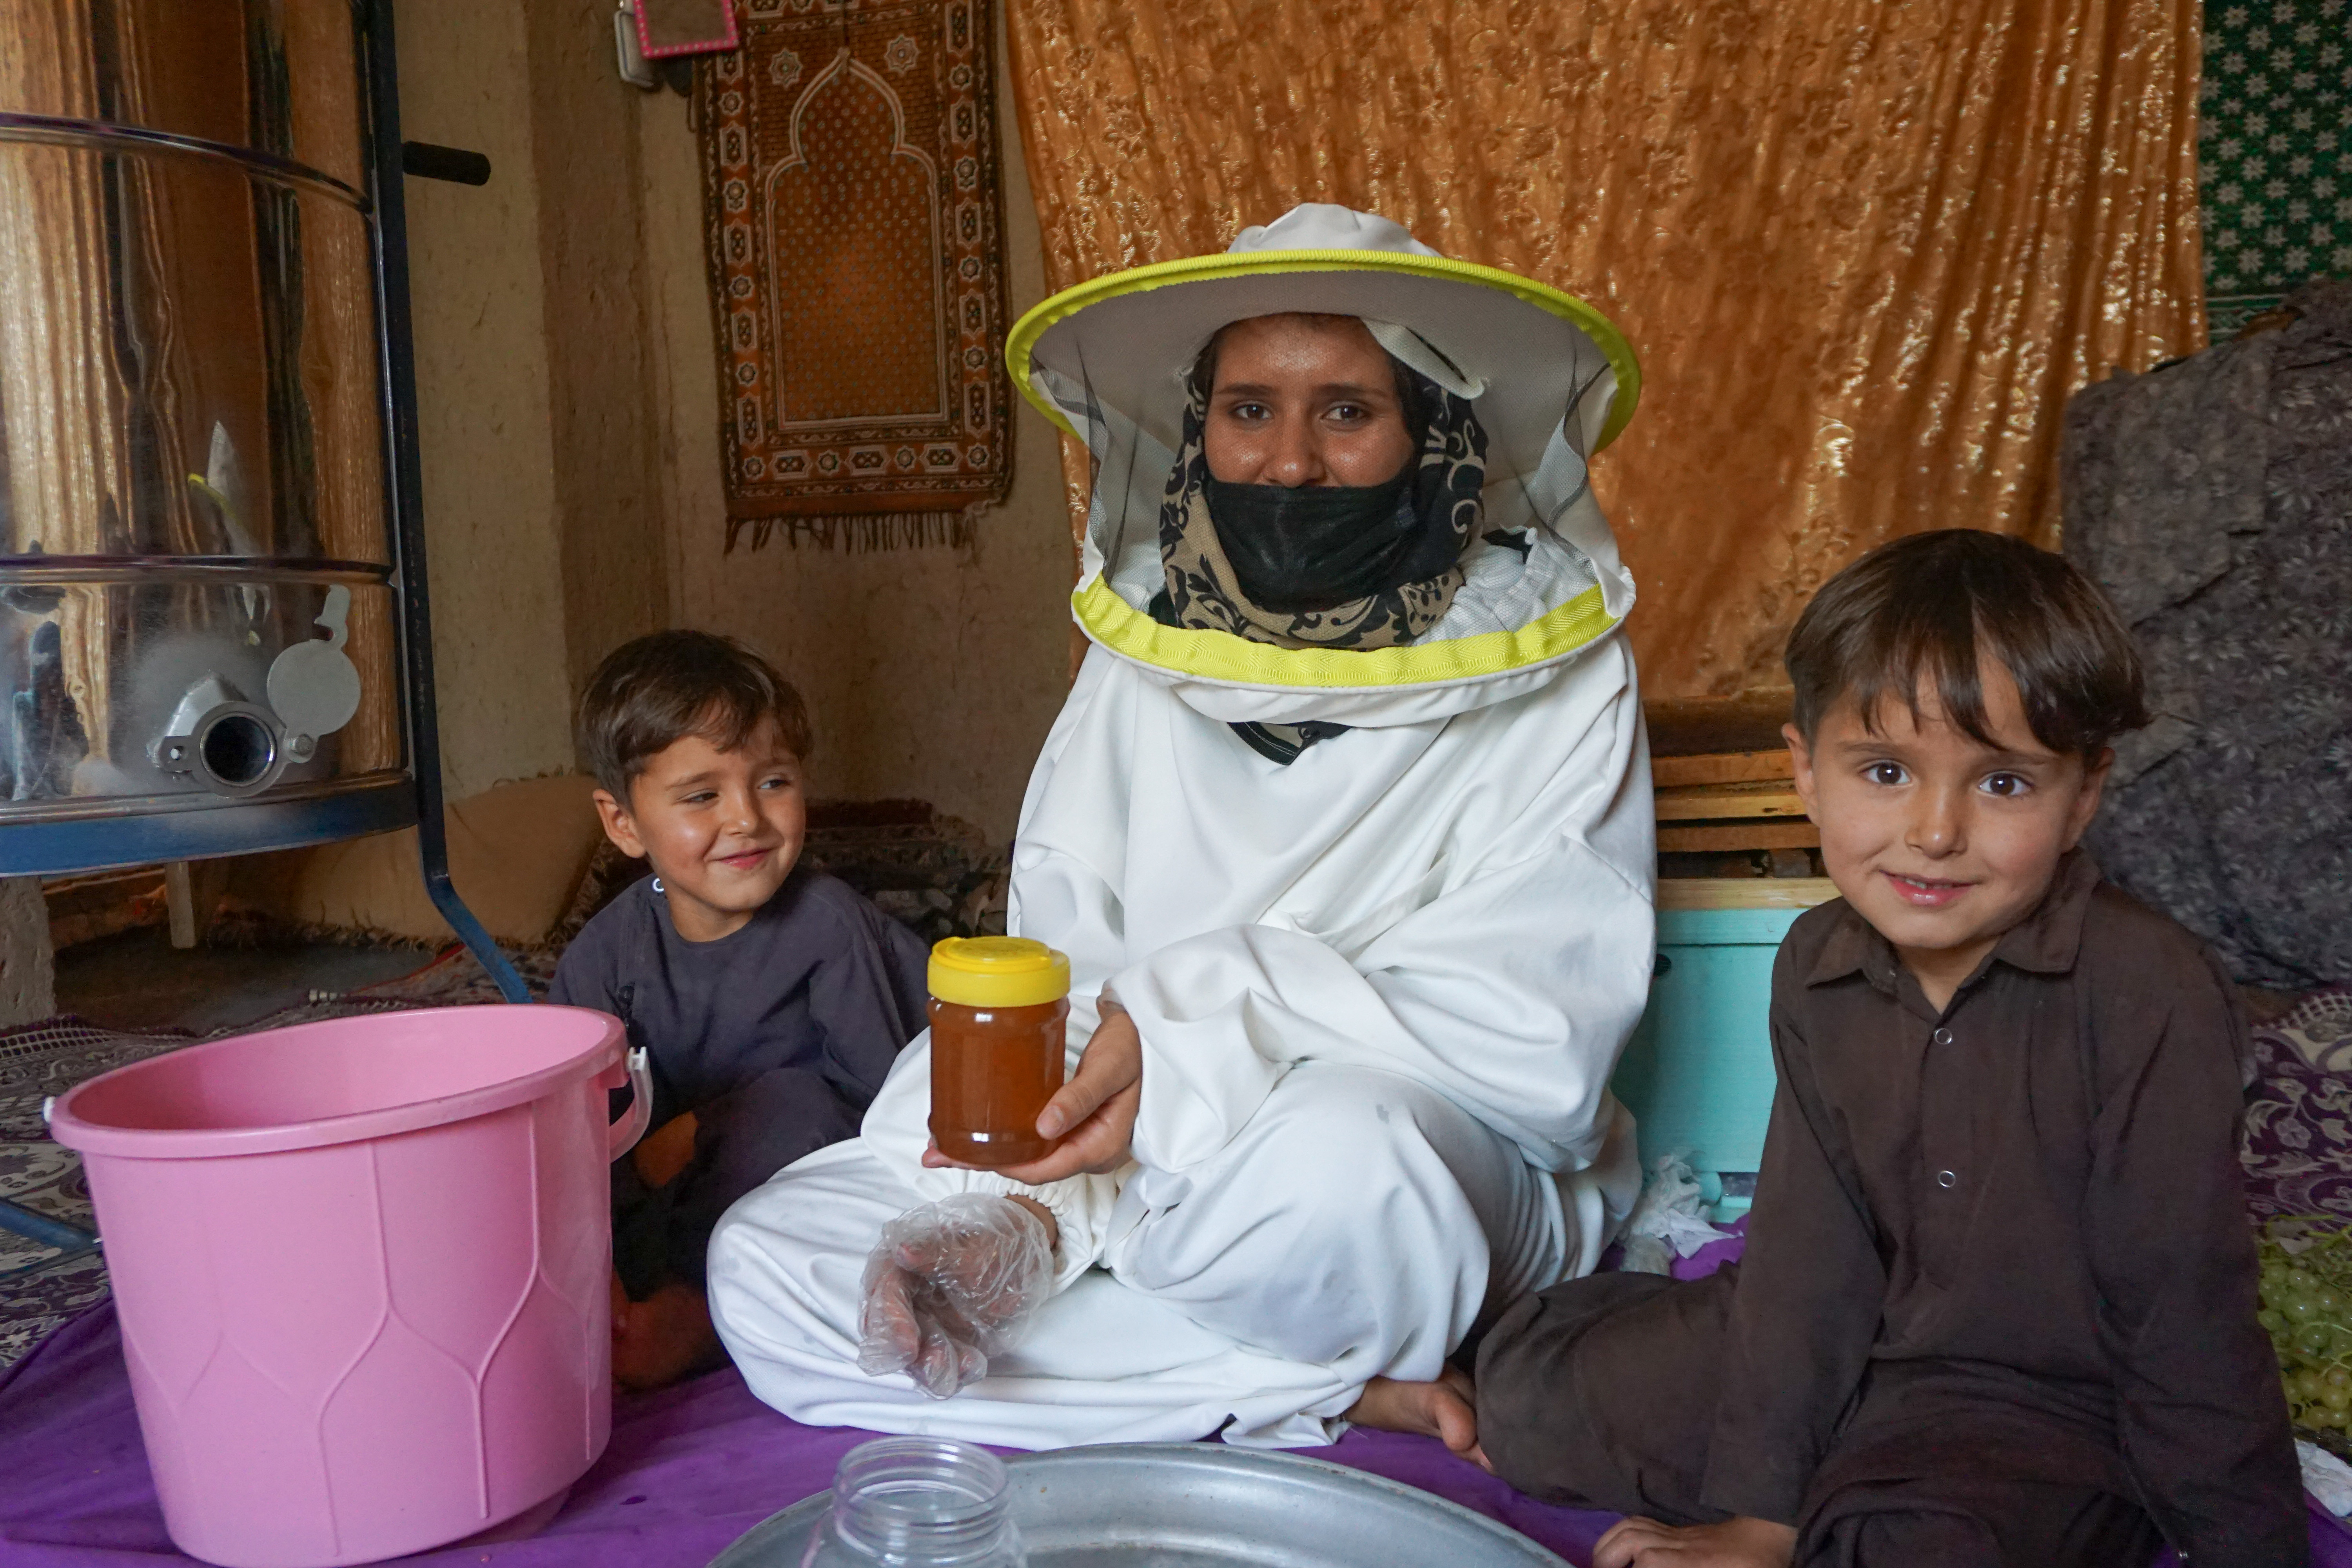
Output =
[{"x1": 47, "y1": 1005, "x2": 650, "y2": 1568}]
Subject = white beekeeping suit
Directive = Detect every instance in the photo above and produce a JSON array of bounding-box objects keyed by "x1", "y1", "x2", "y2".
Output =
[{"x1": 710, "y1": 204, "x2": 1657, "y2": 1449}]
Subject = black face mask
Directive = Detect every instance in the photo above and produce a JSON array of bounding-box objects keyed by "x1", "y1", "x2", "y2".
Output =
[{"x1": 1203, "y1": 470, "x2": 1420, "y2": 613}]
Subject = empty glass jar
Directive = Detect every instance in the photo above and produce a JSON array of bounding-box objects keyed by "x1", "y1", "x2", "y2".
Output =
[{"x1": 799, "y1": 1436, "x2": 1027, "y2": 1567}]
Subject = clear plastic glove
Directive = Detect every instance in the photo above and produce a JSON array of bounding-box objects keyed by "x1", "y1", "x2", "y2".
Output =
[{"x1": 856, "y1": 1194, "x2": 1055, "y2": 1399}]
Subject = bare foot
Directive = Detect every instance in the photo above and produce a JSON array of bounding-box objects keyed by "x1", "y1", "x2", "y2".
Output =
[
  {"x1": 1344, "y1": 1366, "x2": 1490, "y2": 1470},
  {"x1": 611, "y1": 1279, "x2": 725, "y2": 1392}
]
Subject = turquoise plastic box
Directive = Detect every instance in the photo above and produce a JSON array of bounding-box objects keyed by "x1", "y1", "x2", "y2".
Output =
[{"x1": 1610, "y1": 902, "x2": 1813, "y2": 1218}]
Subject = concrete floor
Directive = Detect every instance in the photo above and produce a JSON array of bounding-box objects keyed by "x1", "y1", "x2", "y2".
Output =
[{"x1": 53, "y1": 929, "x2": 429, "y2": 1034}]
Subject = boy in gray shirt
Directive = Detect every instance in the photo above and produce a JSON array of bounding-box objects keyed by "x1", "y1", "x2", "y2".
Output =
[{"x1": 551, "y1": 631, "x2": 929, "y2": 1390}]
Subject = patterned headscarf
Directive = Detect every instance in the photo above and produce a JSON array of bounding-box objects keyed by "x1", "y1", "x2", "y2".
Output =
[{"x1": 1157, "y1": 361, "x2": 1488, "y2": 651}]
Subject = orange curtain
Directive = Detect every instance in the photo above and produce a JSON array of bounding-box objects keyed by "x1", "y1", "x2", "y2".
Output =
[{"x1": 1005, "y1": 0, "x2": 2205, "y2": 696}]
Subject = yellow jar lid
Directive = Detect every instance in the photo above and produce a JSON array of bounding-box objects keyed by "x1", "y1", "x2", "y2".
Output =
[{"x1": 928, "y1": 936, "x2": 1071, "y2": 1008}]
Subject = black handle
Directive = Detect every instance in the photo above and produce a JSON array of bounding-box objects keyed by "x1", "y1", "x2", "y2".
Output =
[
  {"x1": 1653, "y1": 952, "x2": 1674, "y2": 977},
  {"x1": 401, "y1": 140, "x2": 491, "y2": 185}
]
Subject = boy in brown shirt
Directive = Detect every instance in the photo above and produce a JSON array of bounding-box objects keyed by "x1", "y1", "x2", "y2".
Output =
[{"x1": 1474, "y1": 532, "x2": 2304, "y2": 1566}]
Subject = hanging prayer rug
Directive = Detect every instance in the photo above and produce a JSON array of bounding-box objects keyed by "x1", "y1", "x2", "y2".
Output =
[{"x1": 699, "y1": 0, "x2": 1013, "y2": 550}]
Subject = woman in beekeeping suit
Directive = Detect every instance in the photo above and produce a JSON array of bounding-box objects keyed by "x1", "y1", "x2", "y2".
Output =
[{"x1": 709, "y1": 204, "x2": 1654, "y2": 1452}]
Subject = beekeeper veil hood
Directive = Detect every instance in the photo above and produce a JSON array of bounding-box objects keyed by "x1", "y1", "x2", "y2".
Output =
[{"x1": 1007, "y1": 204, "x2": 1641, "y2": 728}]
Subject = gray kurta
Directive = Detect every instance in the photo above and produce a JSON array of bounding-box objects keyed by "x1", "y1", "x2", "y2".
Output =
[{"x1": 552, "y1": 866, "x2": 930, "y2": 1291}]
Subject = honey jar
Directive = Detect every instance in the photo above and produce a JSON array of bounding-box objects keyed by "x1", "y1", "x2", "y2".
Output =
[{"x1": 927, "y1": 936, "x2": 1072, "y2": 1169}]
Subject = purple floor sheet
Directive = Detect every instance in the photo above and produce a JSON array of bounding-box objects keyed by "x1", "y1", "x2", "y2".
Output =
[
  {"x1": 0, "y1": 1301, "x2": 1624, "y2": 1567},
  {"x1": 4, "y1": 1297, "x2": 2346, "y2": 1567}
]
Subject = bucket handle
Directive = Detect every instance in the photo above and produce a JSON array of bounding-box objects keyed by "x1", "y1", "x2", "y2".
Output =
[{"x1": 605, "y1": 1046, "x2": 653, "y2": 1163}]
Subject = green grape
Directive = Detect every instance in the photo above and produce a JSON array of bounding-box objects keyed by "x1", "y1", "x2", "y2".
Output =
[{"x1": 2256, "y1": 1222, "x2": 2352, "y2": 1443}]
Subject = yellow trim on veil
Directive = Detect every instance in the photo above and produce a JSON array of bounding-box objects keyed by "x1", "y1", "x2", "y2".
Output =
[{"x1": 1071, "y1": 575, "x2": 1619, "y2": 689}]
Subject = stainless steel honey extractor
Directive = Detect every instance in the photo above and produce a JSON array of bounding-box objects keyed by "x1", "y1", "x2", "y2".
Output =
[{"x1": 0, "y1": 0, "x2": 524, "y2": 1002}]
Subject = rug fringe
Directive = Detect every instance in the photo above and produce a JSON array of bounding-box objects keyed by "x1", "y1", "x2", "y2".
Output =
[{"x1": 725, "y1": 509, "x2": 978, "y2": 554}]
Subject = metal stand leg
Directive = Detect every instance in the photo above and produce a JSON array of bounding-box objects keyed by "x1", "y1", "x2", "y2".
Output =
[
  {"x1": 0, "y1": 1196, "x2": 91, "y2": 1251},
  {"x1": 361, "y1": 0, "x2": 531, "y2": 1005},
  {"x1": 0, "y1": 1195, "x2": 99, "y2": 1283},
  {"x1": 420, "y1": 827, "x2": 533, "y2": 1004}
]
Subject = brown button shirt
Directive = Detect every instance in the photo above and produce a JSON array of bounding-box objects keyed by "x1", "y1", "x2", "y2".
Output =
[{"x1": 1699, "y1": 853, "x2": 2304, "y2": 1566}]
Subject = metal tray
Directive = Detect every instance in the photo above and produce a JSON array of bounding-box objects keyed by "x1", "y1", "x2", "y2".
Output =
[{"x1": 708, "y1": 1442, "x2": 1568, "y2": 1567}]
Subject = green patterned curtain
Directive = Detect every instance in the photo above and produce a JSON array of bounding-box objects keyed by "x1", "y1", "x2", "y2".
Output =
[{"x1": 2197, "y1": 0, "x2": 2352, "y2": 337}]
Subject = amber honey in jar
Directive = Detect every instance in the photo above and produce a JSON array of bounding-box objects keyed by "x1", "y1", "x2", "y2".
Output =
[{"x1": 927, "y1": 937, "x2": 1072, "y2": 1169}]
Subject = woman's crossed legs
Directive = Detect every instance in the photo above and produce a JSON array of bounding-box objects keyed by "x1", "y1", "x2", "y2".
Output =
[{"x1": 708, "y1": 1063, "x2": 1578, "y2": 1448}]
